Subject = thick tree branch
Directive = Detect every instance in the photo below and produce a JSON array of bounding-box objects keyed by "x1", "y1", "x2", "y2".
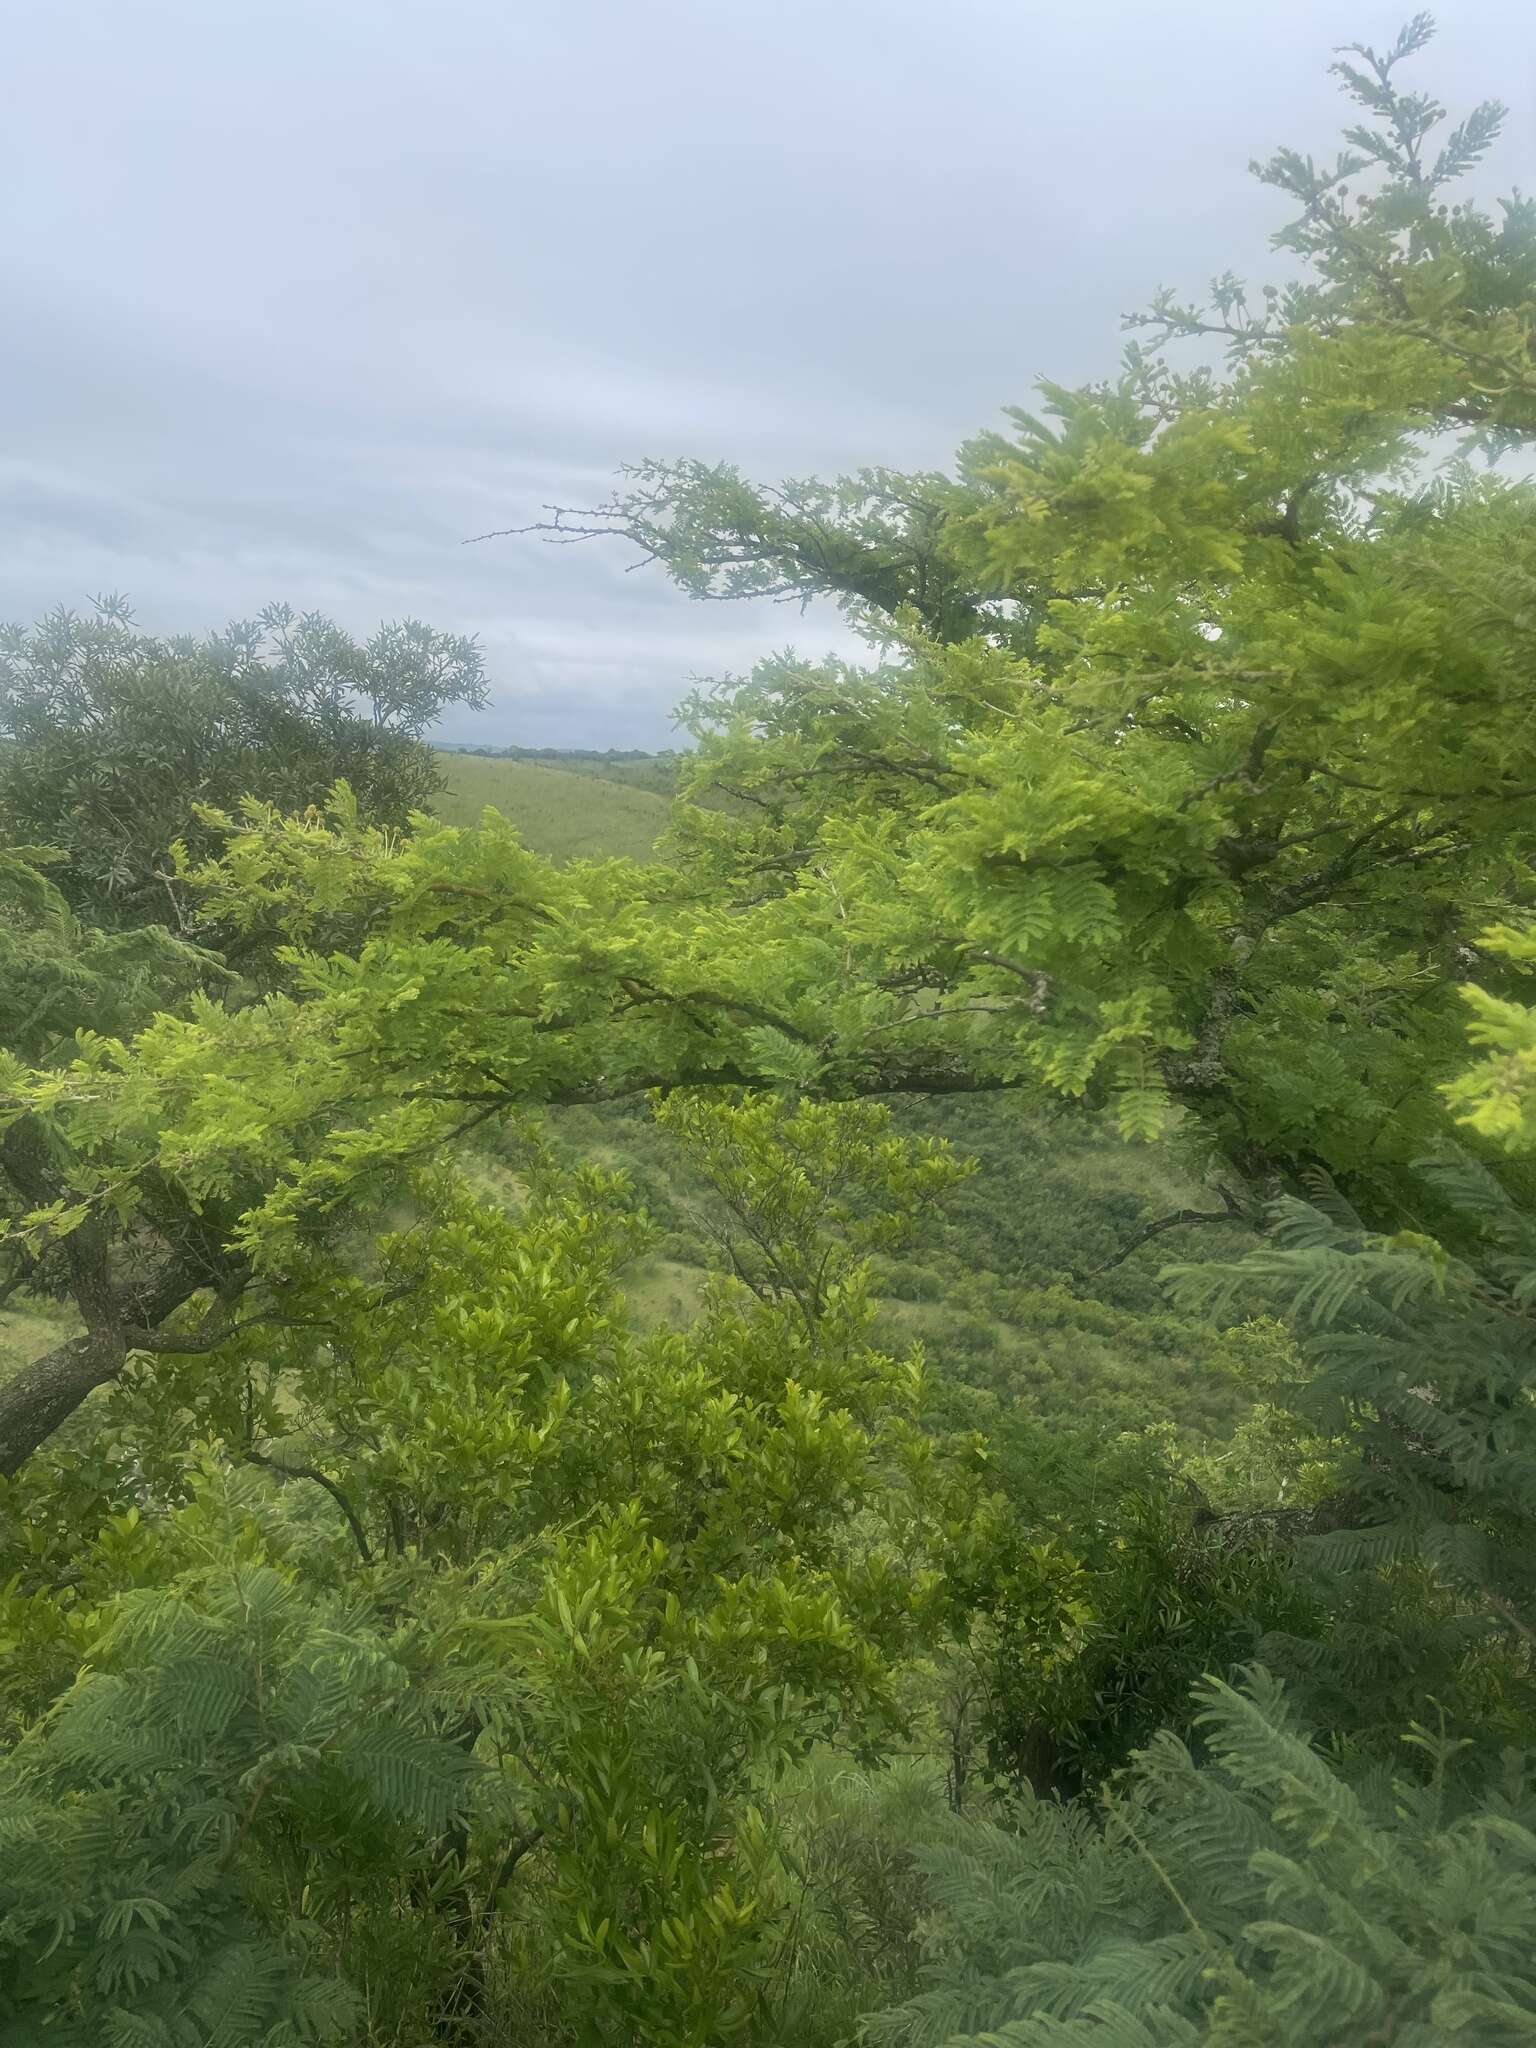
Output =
[
  {"x1": 964, "y1": 949, "x2": 1053, "y2": 1014},
  {"x1": 485, "y1": 1825, "x2": 546, "y2": 1905},
  {"x1": 0, "y1": 1333, "x2": 129, "y2": 1481}
]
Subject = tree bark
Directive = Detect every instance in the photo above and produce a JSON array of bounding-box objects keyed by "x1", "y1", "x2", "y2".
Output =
[
  {"x1": 0, "y1": 1331, "x2": 127, "y2": 1478},
  {"x1": 0, "y1": 1112, "x2": 251, "y2": 1477}
]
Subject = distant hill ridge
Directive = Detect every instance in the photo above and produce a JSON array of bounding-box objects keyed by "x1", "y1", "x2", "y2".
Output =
[{"x1": 438, "y1": 743, "x2": 679, "y2": 762}]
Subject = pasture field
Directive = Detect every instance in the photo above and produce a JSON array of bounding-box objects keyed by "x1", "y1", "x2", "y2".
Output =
[{"x1": 430, "y1": 751, "x2": 672, "y2": 860}]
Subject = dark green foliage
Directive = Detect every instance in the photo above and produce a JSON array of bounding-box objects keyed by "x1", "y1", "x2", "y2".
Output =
[
  {"x1": 0, "y1": 846, "x2": 224, "y2": 1063},
  {"x1": 0, "y1": 1519, "x2": 478, "y2": 2046},
  {"x1": 1166, "y1": 1156, "x2": 1536, "y2": 1750},
  {"x1": 866, "y1": 1669, "x2": 1536, "y2": 2047},
  {"x1": 959, "y1": 1483, "x2": 1322, "y2": 1799},
  {"x1": 881, "y1": 1098, "x2": 1254, "y2": 1315},
  {"x1": 0, "y1": 598, "x2": 486, "y2": 925}
]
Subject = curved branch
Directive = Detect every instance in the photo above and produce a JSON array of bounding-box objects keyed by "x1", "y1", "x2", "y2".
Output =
[
  {"x1": 244, "y1": 1449, "x2": 373, "y2": 1563},
  {"x1": 1085, "y1": 1186, "x2": 1247, "y2": 1277}
]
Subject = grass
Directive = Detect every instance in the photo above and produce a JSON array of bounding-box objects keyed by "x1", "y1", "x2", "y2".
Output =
[
  {"x1": 623, "y1": 1258, "x2": 709, "y2": 1331},
  {"x1": 0, "y1": 1300, "x2": 72, "y2": 1382},
  {"x1": 430, "y1": 753, "x2": 672, "y2": 862},
  {"x1": 441, "y1": 749, "x2": 686, "y2": 796}
]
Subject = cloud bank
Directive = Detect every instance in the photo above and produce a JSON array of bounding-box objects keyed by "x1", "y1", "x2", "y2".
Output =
[{"x1": 4, "y1": 0, "x2": 1532, "y2": 745}]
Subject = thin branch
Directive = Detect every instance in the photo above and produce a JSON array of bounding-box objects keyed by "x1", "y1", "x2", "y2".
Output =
[
  {"x1": 129, "y1": 1274, "x2": 424, "y2": 1358},
  {"x1": 1085, "y1": 1187, "x2": 1247, "y2": 1277},
  {"x1": 487, "y1": 1825, "x2": 546, "y2": 1903},
  {"x1": 1307, "y1": 765, "x2": 1536, "y2": 804},
  {"x1": 859, "y1": 1000, "x2": 1023, "y2": 1038},
  {"x1": 964, "y1": 949, "x2": 1052, "y2": 1014},
  {"x1": 0, "y1": 1258, "x2": 38, "y2": 1312},
  {"x1": 615, "y1": 976, "x2": 820, "y2": 1045},
  {"x1": 244, "y1": 1449, "x2": 374, "y2": 1564}
]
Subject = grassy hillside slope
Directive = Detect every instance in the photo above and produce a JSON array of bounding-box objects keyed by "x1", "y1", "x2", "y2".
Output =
[
  {"x1": 430, "y1": 751, "x2": 671, "y2": 861},
  {"x1": 440, "y1": 747, "x2": 685, "y2": 795},
  {"x1": 530, "y1": 1093, "x2": 1261, "y2": 1455}
]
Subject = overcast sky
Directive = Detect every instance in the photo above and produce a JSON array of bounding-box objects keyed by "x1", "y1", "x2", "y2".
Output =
[{"x1": 4, "y1": 2, "x2": 1533, "y2": 747}]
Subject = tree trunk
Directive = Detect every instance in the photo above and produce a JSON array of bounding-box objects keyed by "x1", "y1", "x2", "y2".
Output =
[{"x1": 0, "y1": 1330, "x2": 127, "y2": 1478}]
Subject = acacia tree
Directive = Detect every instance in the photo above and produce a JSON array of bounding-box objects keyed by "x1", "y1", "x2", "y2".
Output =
[
  {"x1": 504, "y1": 15, "x2": 1536, "y2": 1225},
  {"x1": 0, "y1": 786, "x2": 998, "y2": 1477},
  {"x1": 0, "y1": 601, "x2": 486, "y2": 1472}
]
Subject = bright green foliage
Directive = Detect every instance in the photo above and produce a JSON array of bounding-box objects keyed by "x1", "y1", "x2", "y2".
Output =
[
  {"x1": 522, "y1": 23, "x2": 1536, "y2": 1213},
  {"x1": 651, "y1": 1091, "x2": 971, "y2": 1323},
  {"x1": 1448, "y1": 923, "x2": 1536, "y2": 1149},
  {"x1": 0, "y1": 788, "x2": 942, "y2": 1480},
  {"x1": 651, "y1": 446, "x2": 1536, "y2": 1195},
  {"x1": 1135, "y1": 13, "x2": 1536, "y2": 441},
  {"x1": 1, "y1": 1097, "x2": 972, "y2": 2044},
  {"x1": 864, "y1": 1668, "x2": 1536, "y2": 2047},
  {"x1": 0, "y1": 598, "x2": 486, "y2": 926},
  {"x1": 278, "y1": 1106, "x2": 964, "y2": 2044}
]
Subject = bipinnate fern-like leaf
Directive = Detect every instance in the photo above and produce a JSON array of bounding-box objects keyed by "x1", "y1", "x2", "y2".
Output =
[
  {"x1": 0, "y1": 1557, "x2": 480, "y2": 2044},
  {"x1": 1162, "y1": 1155, "x2": 1536, "y2": 1698},
  {"x1": 863, "y1": 1670, "x2": 1536, "y2": 2047}
]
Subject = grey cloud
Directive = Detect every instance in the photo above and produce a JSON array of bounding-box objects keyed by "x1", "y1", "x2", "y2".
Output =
[{"x1": 4, "y1": 0, "x2": 1534, "y2": 745}]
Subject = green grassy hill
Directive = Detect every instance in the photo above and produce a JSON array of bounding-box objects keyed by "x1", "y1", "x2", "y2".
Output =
[
  {"x1": 440, "y1": 747, "x2": 686, "y2": 796},
  {"x1": 430, "y1": 752, "x2": 671, "y2": 862}
]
